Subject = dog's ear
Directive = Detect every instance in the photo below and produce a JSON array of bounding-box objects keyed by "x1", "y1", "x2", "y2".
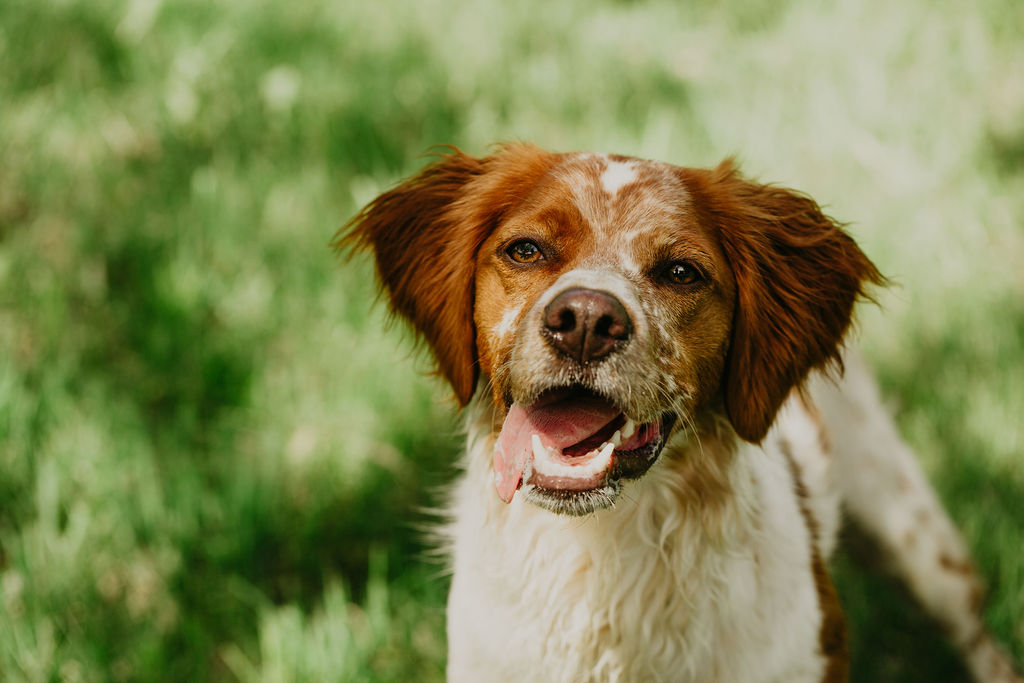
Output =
[
  {"x1": 690, "y1": 160, "x2": 884, "y2": 442},
  {"x1": 335, "y1": 144, "x2": 554, "y2": 405}
]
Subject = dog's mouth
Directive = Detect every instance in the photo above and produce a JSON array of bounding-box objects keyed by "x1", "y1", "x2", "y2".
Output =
[{"x1": 493, "y1": 386, "x2": 676, "y2": 514}]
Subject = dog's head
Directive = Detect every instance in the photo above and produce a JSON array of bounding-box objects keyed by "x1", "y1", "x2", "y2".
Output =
[{"x1": 339, "y1": 144, "x2": 882, "y2": 515}]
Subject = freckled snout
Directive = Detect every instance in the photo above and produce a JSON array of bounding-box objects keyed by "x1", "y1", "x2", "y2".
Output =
[{"x1": 542, "y1": 288, "x2": 632, "y2": 364}]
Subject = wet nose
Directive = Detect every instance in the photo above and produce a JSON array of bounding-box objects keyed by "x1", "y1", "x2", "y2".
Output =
[{"x1": 542, "y1": 288, "x2": 632, "y2": 363}]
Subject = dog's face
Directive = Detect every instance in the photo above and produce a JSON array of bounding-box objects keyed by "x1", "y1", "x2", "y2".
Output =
[
  {"x1": 340, "y1": 144, "x2": 881, "y2": 515},
  {"x1": 473, "y1": 155, "x2": 737, "y2": 512}
]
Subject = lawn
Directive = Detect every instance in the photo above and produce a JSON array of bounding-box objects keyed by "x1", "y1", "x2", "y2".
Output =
[{"x1": 0, "y1": 0, "x2": 1021, "y2": 680}]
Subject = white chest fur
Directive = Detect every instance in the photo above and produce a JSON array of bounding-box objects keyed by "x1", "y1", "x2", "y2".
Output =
[{"x1": 444, "y1": 402, "x2": 831, "y2": 683}]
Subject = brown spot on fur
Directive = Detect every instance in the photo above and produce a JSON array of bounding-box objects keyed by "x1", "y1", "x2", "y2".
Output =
[
  {"x1": 813, "y1": 553, "x2": 849, "y2": 683},
  {"x1": 939, "y1": 552, "x2": 976, "y2": 576},
  {"x1": 964, "y1": 627, "x2": 988, "y2": 652},
  {"x1": 780, "y1": 438, "x2": 849, "y2": 682},
  {"x1": 969, "y1": 583, "x2": 986, "y2": 615}
]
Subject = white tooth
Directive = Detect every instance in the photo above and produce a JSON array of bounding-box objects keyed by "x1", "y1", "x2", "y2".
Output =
[
  {"x1": 610, "y1": 430, "x2": 622, "y2": 447},
  {"x1": 621, "y1": 419, "x2": 636, "y2": 440},
  {"x1": 531, "y1": 434, "x2": 617, "y2": 480},
  {"x1": 532, "y1": 434, "x2": 548, "y2": 463}
]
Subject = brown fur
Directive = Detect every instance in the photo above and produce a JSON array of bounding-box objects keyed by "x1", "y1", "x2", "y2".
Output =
[
  {"x1": 341, "y1": 148, "x2": 882, "y2": 444},
  {"x1": 474, "y1": 152, "x2": 737, "y2": 424},
  {"x1": 681, "y1": 161, "x2": 885, "y2": 442},
  {"x1": 335, "y1": 144, "x2": 556, "y2": 403}
]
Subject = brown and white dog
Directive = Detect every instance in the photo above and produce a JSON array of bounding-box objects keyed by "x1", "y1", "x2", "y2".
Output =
[{"x1": 339, "y1": 144, "x2": 1021, "y2": 682}]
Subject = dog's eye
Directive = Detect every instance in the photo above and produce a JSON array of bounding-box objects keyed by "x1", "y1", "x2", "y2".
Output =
[
  {"x1": 666, "y1": 261, "x2": 704, "y2": 286},
  {"x1": 506, "y1": 240, "x2": 544, "y2": 264}
]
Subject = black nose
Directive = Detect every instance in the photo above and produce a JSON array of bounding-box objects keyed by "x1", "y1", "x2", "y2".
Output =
[{"x1": 542, "y1": 288, "x2": 632, "y2": 363}]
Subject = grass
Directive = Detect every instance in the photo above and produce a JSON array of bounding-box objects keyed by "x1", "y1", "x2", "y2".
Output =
[{"x1": 0, "y1": 0, "x2": 1021, "y2": 680}]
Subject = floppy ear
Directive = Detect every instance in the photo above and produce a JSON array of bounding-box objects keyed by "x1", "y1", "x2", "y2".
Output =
[
  {"x1": 335, "y1": 143, "x2": 555, "y2": 405},
  {"x1": 691, "y1": 160, "x2": 884, "y2": 442}
]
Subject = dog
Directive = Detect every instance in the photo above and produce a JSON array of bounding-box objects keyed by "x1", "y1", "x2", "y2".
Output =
[{"x1": 338, "y1": 143, "x2": 1021, "y2": 682}]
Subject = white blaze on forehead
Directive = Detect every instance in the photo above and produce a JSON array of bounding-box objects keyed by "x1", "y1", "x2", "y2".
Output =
[
  {"x1": 600, "y1": 160, "x2": 639, "y2": 196},
  {"x1": 493, "y1": 303, "x2": 523, "y2": 339},
  {"x1": 558, "y1": 152, "x2": 689, "y2": 247}
]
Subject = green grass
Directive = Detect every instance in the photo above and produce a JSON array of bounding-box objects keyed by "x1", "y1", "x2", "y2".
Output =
[{"x1": 0, "y1": 0, "x2": 1021, "y2": 680}]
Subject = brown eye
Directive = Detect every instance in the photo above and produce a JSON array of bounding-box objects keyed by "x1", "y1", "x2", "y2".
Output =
[
  {"x1": 666, "y1": 261, "x2": 703, "y2": 285},
  {"x1": 506, "y1": 240, "x2": 543, "y2": 264}
]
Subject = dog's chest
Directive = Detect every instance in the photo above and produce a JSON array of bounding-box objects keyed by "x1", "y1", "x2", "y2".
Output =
[{"x1": 445, "y1": 436, "x2": 831, "y2": 683}]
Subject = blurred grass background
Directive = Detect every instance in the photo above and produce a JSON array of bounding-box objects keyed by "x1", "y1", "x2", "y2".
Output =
[{"x1": 0, "y1": 0, "x2": 1021, "y2": 680}]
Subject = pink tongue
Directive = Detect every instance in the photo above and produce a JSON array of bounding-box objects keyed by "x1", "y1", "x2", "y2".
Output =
[{"x1": 492, "y1": 395, "x2": 620, "y2": 503}]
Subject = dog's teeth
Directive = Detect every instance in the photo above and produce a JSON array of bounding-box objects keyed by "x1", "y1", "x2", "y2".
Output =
[
  {"x1": 532, "y1": 434, "x2": 550, "y2": 463},
  {"x1": 598, "y1": 441, "x2": 614, "y2": 462},
  {"x1": 610, "y1": 430, "x2": 622, "y2": 447},
  {"x1": 621, "y1": 419, "x2": 636, "y2": 440}
]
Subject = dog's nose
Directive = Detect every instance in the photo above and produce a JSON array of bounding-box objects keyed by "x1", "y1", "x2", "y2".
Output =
[{"x1": 543, "y1": 288, "x2": 632, "y2": 363}]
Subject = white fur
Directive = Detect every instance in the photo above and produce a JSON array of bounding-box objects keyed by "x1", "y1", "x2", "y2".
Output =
[
  {"x1": 772, "y1": 397, "x2": 842, "y2": 558},
  {"x1": 599, "y1": 160, "x2": 639, "y2": 196},
  {"x1": 557, "y1": 153, "x2": 689, "y2": 244},
  {"x1": 446, "y1": 394, "x2": 831, "y2": 683},
  {"x1": 492, "y1": 303, "x2": 523, "y2": 340}
]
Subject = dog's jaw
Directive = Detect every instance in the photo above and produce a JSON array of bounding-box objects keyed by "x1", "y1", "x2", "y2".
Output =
[
  {"x1": 493, "y1": 386, "x2": 680, "y2": 515},
  {"x1": 492, "y1": 383, "x2": 694, "y2": 513},
  {"x1": 519, "y1": 412, "x2": 680, "y2": 516}
]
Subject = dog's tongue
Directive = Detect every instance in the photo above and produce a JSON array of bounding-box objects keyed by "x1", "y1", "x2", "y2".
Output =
[{"x1": 493, "y1": 394, "x2": 620, "y2": 502}]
